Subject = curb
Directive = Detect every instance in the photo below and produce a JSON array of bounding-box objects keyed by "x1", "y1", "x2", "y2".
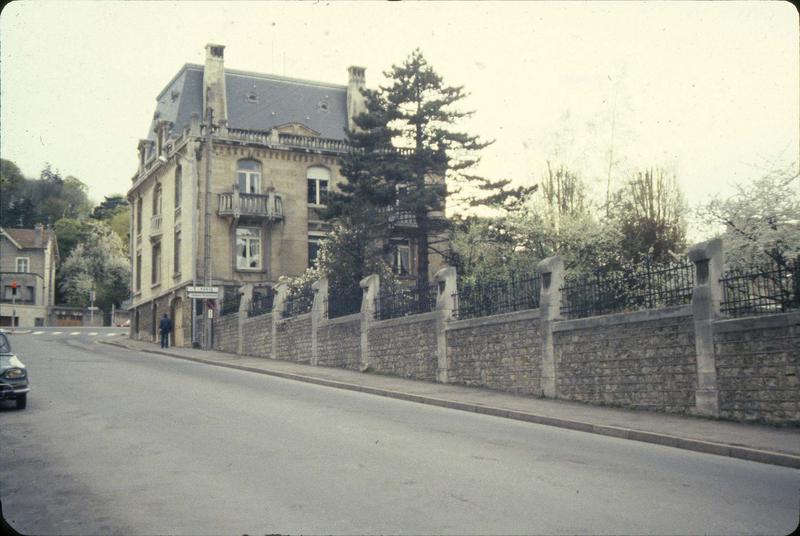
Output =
[{"x1": 99, "y1": 340, "x2": 800, "y2": 470}]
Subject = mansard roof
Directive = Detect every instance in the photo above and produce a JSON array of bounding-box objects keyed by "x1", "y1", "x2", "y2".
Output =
[{"x1": 146, "y1": 64, "x2": 350, "y2": 146}]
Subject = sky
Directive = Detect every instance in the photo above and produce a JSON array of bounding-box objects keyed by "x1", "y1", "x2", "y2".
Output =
[{"x1": 1, "y1": 1, "x2": 798, "y2": 234}]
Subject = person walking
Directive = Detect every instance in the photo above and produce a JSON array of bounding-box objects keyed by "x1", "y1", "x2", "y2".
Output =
[{"x1": 159, "y1": 313, "x2": 172, "y2": 348}]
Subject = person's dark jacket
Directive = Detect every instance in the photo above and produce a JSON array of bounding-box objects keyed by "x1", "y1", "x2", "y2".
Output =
[{"x1": 159, "y1": 317, "x2": 172, "y2": 333}]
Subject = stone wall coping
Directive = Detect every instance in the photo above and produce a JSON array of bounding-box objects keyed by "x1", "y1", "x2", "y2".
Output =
[
  {"x1": 372, "y1": 310, "x2": 440, "y2": 329},
  {"x1": 275, "y1": 312, "x2": 312, "y2": 325},
  {"x1": 242, "y1": 312, "x2": 274, "y2": 325},
  {"x1": 318, "y1": 312, "x2": 362, "y2": 328},
  {"x1": 446, "y1": 308, "x2": 540, "y2": 331},
  {"x1": 713, "y1": 310, "x2": 800, "y2": 333},
  {"x1": 553, "y1": 305, "x2": 692, "y2": 332}
]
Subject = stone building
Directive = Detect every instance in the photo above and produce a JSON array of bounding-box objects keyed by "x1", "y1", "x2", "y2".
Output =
[
  {"x1": 0, "y1": 225, "x2": 59, "y2": 327},
  {"x1": 128, "y1": 44, "x2": 445, "y2": 347}
]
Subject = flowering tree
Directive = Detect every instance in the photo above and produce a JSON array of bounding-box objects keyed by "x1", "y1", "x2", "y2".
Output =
[{"x1": 700, "y1": 165, "x2": 800, "y2": 269}]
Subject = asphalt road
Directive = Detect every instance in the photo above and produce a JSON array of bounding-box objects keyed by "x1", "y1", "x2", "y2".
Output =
[{"x1": 1, "y1": 328, "x2": 798, "y2": 535}]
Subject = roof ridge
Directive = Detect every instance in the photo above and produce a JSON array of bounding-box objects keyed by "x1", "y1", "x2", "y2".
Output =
[{"x1": 179, "y1": 63, "x2": 346, "y2": 91}]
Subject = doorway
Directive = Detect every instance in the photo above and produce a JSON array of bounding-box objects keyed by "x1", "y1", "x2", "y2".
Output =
[{"x1": 171, "y1": 297, "x2": 183, "y2": 347}]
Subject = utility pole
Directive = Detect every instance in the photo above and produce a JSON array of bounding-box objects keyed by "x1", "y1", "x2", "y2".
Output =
[
  {"x1": 203, "y1": 89, "x2": 214, "y2": 349},
  {"x1": 11, "y1": 281, "x2": 17, "y2": 330}
]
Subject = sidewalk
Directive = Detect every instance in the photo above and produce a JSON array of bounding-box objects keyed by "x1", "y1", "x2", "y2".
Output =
[{"x1": 101, "y1": 337, "x2": 800, "y2": 469}]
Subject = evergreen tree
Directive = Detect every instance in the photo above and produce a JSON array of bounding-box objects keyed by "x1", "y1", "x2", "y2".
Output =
[{"x1": 327, "y1": 50, "x2": 529, "y2": 285}]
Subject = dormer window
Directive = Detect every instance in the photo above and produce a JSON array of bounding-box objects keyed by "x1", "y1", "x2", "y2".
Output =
[
  {"x1": 245, "y1": 92, "x2": 259, "y2": 103},
  {"x1": 318, "y1": 100, "x2": 329, "y2": 113}
]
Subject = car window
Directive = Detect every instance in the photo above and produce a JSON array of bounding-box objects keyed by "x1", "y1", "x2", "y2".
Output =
[{"x1": 0, "y1": 333, "x2": 10, "y2": 353}]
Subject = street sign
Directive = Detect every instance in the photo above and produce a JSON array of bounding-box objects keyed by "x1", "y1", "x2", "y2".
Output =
[{"x1": 187, "y1": 286, "x2": 221, "y2": 299}]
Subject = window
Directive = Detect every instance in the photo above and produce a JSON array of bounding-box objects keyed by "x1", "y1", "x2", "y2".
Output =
[
  {"x1": 151, "y1": 242, "x2": 161, "y2": 285},
  {"x1": 173, "y1": 229, "x2": 181, "y2": 275},
  {"x1": 174, "y1": 164, "x2": 182, "y2": 208},
  {"x1": 136, "y1": 196, "x2": 143, "y2": 234},
  {"x1": 26, "y1": 286, "x2": 34, "y2": 302},
  {"x1": 236, "y1": 227, "x2": 262, "y2": 270},
  {"x1": 15, "y1": 257, "x2": 29, "y2": 273},
  {"x1": 135, "y1": 254, "x2": 142, "y2": 291},
  {"x1": 237, "y1": 159, "x2": 261, "y2": 194},
  {"x1": 153, "y1": 184, "x2": 162, "y2": 216},
  {"x1": 307, "y1": 166, "x2": 330, "y2": 205},
  {"x1": 308, "y1": 233, "x2": 326, "y2": 269},
  {"x1": 389, "y1": 238, "x2": 411, "y2": 276}
]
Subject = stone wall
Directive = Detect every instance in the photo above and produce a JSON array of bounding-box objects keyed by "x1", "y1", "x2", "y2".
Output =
[
  {"x1": 213, "y1": 312, "x2": 239, "y2": 354},
  {"x1": 553, "y1": 307, "x2": 697, "y2": 413},
  {"x1": 713, "y1": 312, "x2": 800, "y2": 425},
  {"x1": 317, "y1": 314, "x2": 361, "y2": 370},
  {"x1": 368, "y1": 312, "x2": 438, "y2": 381},
  {"x1": 447, "y1": 310, "x2": 543, "y2": 396},
  {"x1": 241, "y1": 312, "x2": 273, "y2": 358},
  {"x1": 274, "y1": 314, "x2": 312, "y2": 364}
]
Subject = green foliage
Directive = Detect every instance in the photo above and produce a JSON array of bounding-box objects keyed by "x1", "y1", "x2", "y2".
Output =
[
  {"x1": 327, "y1": 49, "x2": 525, "y2": 285},
  {"x1": 0, "y1": 161, "x2": 92, "y2": 227},
  {"x1": 0, "y1": 159, "x2": 27, "y2": 227},
  {"x1": 700, "y1": 164, "x2": 800, "y2": 269},
  {"x1": 611, "y1": 168, "x2": 687, "y2": 264},
  {"x1": 58, "y1": 220, "x2": 130, "y2": 319},
  {"x1": 52, "y1": 218, "x2": 91, "y2": 262}
]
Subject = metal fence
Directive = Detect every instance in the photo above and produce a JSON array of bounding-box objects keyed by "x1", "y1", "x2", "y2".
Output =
[
  {"x1": 560, "y1": 260, "x2": 695, "y2": 319},
  {"x1": 454, "y1": 274, "x2": 540, "y2": 320},
  {"x1": 375, "y1": 282, "x2": 439, "y2": 320},
  {"x1": 282, "y1": 286, "x2": 314, "y2": 318},
  {"x1": 720, "y1": 257, "x2": 799, "y2": 317},
  {"x1": 248, "y1": 289, "x2": 275, "y2": 318},
  {"x1": 325, "y1": 284, "x2": 363, "y2": 319},
  {"x1": 220, "y1": 293, "x2": 241, "y2": 316}
]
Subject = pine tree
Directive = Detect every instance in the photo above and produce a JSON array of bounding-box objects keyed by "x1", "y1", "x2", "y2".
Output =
[{"x1": 327, "y1": 50, "x2": 528, "y2": 285}]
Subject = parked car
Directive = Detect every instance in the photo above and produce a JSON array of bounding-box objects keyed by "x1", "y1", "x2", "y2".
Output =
[{"x1": 0, "y1": 332, "x2": 28, "y2": 410}]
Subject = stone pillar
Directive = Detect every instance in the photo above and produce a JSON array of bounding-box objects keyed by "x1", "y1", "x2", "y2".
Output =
[
  {"x1": 537, "y1": 256, "x2": 565, "y2": 398},
  {"x1": 311, "y1": 277, "x2": 329, "y2": 367},
  {"x1": 236, "y1": 284, "x2": 253, "y2": 356},
  {"x1": 359, "y1": 274, "x2": 380, "y2": 372},
  {"x1": 271, "y1": 283, "x2": 289, "y2": 360},
  {"x1": 434, "y1": 266, "x2": 457, "y2": 383},
  {"x1": 688, "y1": 238, "x2": 723, "y2": 417}
]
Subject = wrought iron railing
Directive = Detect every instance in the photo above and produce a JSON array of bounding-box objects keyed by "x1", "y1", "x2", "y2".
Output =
[
  {"x1": 375, "y1": 282, "x2": 439, "y2": 320},
  {"x1": 325, "y1": 284, "x2": 363, "y2": 319},
  {"x1": 283, "y1": 286, "x2": 314, "y2": 318},
  {"x1": 720, "y1": 257, "x2": 799, "y2": 317},
  {"x1": 454, "y1": 274, "x2": 540, "y2": 320},
  {"x1": 220, "y1": 293, "x2": 242, "y2": 316},
  {"x1": 248, "y1": 289, "x2": 275, "y2": 318},
  {"x1": 560, "y1": 260, "x2": 695, "y2": 319}
]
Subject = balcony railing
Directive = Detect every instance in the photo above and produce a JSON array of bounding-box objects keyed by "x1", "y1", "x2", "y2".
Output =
[
  {"x1": 377, "y1": 206, "x2": 418, "y2": 228},
  {"x1": 277, "y1": 133, "x2": 349, "y2": 153},
  {"x1": 218, "y1": 192, "x2": 283, "y2": 221},
  {"x1": 150, "y1": 214, "x2": 163, "y2": 238}
]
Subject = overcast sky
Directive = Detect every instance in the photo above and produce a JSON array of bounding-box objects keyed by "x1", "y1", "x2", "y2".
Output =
[{"x1": 1, "y1": 1, "x2": 798, "y2": 228}]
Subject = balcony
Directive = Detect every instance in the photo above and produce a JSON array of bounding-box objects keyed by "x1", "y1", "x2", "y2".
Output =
[
  {"x1": 377, "y1": 206, "x2": 418, "y2": 228},
  {"x1": 150, "y1": 214, "x2": 163, "y2": 238},
  {"x1": 218, "y1": 191, "x2": 283, "y2": 221}
]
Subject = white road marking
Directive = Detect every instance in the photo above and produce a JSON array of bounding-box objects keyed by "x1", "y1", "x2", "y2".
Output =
[
  {"x1": 52, "y1": 331, "x2": 62, "y2": 335},
  {"x1": 70, "y1": 332, "x2": 80, "y2": 335},
  {"x1": 89, "y1": 332, "x2": 98, "y2": 336},
  {"x1": 33, "y1": 331, "x2": 44, "y2": 335},
  {"x1": 106, "y1": 333, "x2": 117, "y2": 336}
]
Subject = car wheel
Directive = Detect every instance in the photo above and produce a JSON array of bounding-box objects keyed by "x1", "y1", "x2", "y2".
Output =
[{"x1": 15, "y1": 394, "x2": 27, "y2": 410}]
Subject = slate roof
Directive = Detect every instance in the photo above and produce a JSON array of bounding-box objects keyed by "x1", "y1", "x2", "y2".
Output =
[
  {"x1": 146, "y1": 64, "x2": 350, "y2": 151},
  {"x1": 2, "y1": 228, "x2": 43, "y2": 249}
]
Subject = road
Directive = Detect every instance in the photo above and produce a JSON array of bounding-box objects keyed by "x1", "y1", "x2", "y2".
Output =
[{"x1": 1, "y1": 328, "x2": 798, "y2": 535}]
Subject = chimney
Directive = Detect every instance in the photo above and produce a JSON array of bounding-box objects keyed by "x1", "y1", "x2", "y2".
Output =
[
  {"x1": 347, "y1": 66, "x2": 366, "y2": 132},
  {"x1": 203, "y1": 43, "x2": 228, "y2": 126},
  {"x1": 34, "y1": 223, "x2": 43, "y2": 248}
]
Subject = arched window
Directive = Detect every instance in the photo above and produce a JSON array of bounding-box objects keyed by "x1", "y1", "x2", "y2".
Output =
[
  {"x1": 307, "y1": 166, "x2": 330, "y2": 206},
  {"x1": 152, "y1": 184, "x2": 162, "y2": 216},
  {"x1": 174, "y1": 164, "x2": 182, "y2": 208},
  {"x1": 237, "y1": 159, "x2": 261, "y2": 194}
]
